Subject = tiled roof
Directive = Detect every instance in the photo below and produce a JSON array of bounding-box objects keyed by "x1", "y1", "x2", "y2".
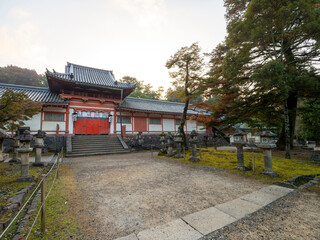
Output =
[
  {"x1": 0, "y1": 83, "x2": 67, "y2": 104},
  {"x1": 46, "y1": 62, "x2": 135, "y2": 89},
  {"x1": 119, "y1": 97, "x2": 210, "y2": 115}
]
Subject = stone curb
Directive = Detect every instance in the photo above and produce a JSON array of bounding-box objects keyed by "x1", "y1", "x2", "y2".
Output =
[{"x1": 115, "y1": 185, "x2": 294, "y2": 240}]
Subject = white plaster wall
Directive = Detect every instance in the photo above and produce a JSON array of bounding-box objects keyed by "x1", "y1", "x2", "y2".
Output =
[
  {"x1": 42, "y1": 122, "x2": 66, "y2": 131},
  {"x1": 116, "y1": 123, "x2": 132, "y2": 132},
  {"x1": 68, "y1": 109, "x2": 74, "y2": 134},
  {"x1": 187, "y1": 120, "x2": 197, "y2": 132},
  {"x1": 23, "y1": 113, "x2": 41, "y2": 131},
  {"x1": 163, "y1": 119, "x2": 174, "y2": 132},
  {"x1": 110, "y1": 111, "x2": 114, "y2": 134},
  {"x1": 149, "y1": 124, "x2": 162, "y2": 131}
]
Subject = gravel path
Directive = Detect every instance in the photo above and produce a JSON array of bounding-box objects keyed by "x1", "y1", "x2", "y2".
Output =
[
  {"x1": 204, "y1": 191, "x2": 320, "y2": 240},
  {"x1": 66, "y1": 152, "x2": 266, "y2": 239}
]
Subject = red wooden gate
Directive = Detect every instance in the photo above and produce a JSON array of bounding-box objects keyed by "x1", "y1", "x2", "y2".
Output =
[{"x1": 75, "y1": 113, "x2": 110, "y2": 135}]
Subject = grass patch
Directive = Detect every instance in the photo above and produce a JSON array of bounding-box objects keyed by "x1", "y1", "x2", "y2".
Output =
[
  {"x1": 23, "y1": 164, "x2": 81, "y2": 239},
  {"x1": 8, "y1": 152, "x2": 54, "y2": 158},
  {"x1": 159, "y1": 148, "x2": 320, "y2": 184},
  {"x1": 0, "y1": 163, "x2": 42, "y2": 208}
]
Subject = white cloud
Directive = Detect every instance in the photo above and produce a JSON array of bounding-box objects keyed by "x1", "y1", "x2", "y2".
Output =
[
  {"x1": 9, "y1": 8, "x2": 30, "y2": 18},
  {"x1": 111, "y1": 0, "x2": 168, "y2": 27}
]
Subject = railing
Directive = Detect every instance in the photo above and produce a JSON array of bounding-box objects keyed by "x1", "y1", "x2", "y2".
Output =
[{"x1": 0, "y1": 148, "x2": 64, "y2": 239}]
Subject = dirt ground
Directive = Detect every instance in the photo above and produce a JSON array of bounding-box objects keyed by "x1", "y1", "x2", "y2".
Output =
[
  {"x1": 66, "y1": 152, "x2": 266, "y2": 239},
  {"x1": 204, "y1": 191, "x2": 320, "y2": 240}
]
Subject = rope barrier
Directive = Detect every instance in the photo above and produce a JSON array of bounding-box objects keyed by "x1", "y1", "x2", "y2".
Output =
[
  {"x1": 25, "y1": 203, "x2": 43, "y2": 240},
  {"x1": 0, "y1": 151, "x2": 61, "y2": 239}
]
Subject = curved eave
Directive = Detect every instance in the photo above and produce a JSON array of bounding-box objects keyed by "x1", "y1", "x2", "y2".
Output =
[
  {"x1": 116, "y1": 106, "x2": 209, "y2": 116},
  {"x1": 46, "y1": 71, "x2": 135, "y2": 90}
]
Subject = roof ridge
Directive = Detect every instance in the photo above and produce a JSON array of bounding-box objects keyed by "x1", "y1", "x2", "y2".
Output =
[
  {"x1": 67, "y1": 62, "x2": 113, "y2": 73},
  {"x1": 0, "y1": 83, "x2": 49, "y2": 90},
  {"x1": 125, "y1": 97, "x2": 185, "y2": 105}
]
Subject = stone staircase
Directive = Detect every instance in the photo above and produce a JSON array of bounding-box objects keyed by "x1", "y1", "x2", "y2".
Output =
[{"x1": 66, "y1": 135, "x2": 130, "y2": 157}]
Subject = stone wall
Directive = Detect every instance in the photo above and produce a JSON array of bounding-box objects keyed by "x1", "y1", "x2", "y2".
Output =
[
  {"x1": 123, "y1": 133, "x2": 230, "y2": 150},
  {"x1": 3, "y1": 136, "x2": 66, "y2": 153}
]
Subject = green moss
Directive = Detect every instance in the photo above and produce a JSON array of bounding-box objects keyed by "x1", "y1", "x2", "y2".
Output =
[
  {"x1": 0, "y1": 163, "x2": 42, "y2": 208},
  {"x1": 159, "y1": 149, "x2": 320, "y2": 184},
  {"x1": 25, "y1": 165, "x2": 81, "y2": 240}
]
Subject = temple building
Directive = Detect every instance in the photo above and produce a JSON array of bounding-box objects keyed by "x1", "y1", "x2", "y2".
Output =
[{"x1": 0, "y1": 62, "x2": 209, "y2": 136}]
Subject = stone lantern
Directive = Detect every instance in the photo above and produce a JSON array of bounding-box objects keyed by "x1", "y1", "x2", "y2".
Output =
[
  {"x1": 137, "y1": 132, "x2": 143, "y2": 148},
  {"x1": 32, "y1": 130, "x2": 46, "y2": 167},
  {"x1": 158, "y1": 133, "x2": 167, "y2": 156},
  {"x1": 0, "y1": 129, "x2": 9, "y2": 162},
  {"x1": 256, "y1": 131, "x2": 278, "y2": 177},
  {"x1": 203, "y1": 134, "x2": 209, "y2": 148},
  {"x1": 166, "y1": 132, "x2": 174, "y2": 157},
  {"x1": 189, "y1": 130, "x2": 200, "y2": 162},
  {"x1": 230, "y1": 129, "x2": 248, "y2": 171},
  {"x1": 174, "y1": 131, "x2": 183, "y2": 158},
  {"x1": 16, "y1": 130, "x2": 34, "y2": 182},
  {"x1": 9, "y1": 131, "x2": 21, "y2": 163}
]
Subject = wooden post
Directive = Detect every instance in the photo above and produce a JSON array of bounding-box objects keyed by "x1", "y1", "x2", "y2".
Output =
[
  {"x1": 252, "y1": 151, "x2": 255, "y2": 172},
  {"x1": 151, "y1": 145, "x2": 153, "y2": 158},
  {"x1": 41, "y1": 175, "x2": 46, "y2": 233},
  {"x1": 183, "y1": 146, "x2": 186, "y2": 161},
  {"x1": 200, "y1": 144, "x2": 202, "y2": 160},
  {"x1": 57, "y1": 155, "x2": 60, "y2": 179}
]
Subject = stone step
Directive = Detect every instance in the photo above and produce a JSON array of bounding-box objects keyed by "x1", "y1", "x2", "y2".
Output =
[
  {"x1": 66, "y1": 150, "x2": 130, "y2": 157},
  {"x1": 72, "y1": 143, "x2": 122, "y2": 148},
  {"x1": 72, "y1": 147, "x2": 125, "y2": 153}
]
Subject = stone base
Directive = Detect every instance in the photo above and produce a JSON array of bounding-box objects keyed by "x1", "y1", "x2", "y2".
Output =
[
  {"x1": 8, "y1": 158, "x2": 21, "y2": 163},
  {"x1": 0, "y1": 153, "x2": 9, "y2": 162},
  {"x1": 166, "y1": 153, "x2": 174, "y2": 157},
  {"x1": 158, "y1": 152, "x2": 167, "y2": 156},
  {"x1": 310, "y1": 150, "x2": 320, "y2": 162},
  {"x1": 32, "y1": 162, "x2": 44, "y2": 167},
  {"x1": 174, "y1": 155, "x2": 183, "y2": 158},
  {"x1": 189, "y1": 157, "x2": 200, "y2": 162},
  {"x1": 235, "y1": 166, "x2": 250, "y2": 171},
  {"x1": 15, "y1": 176, "x2": 34, "y2": 182},
  {"x1": 261, "y1": 171, "x2": 279, "y2": 177}
]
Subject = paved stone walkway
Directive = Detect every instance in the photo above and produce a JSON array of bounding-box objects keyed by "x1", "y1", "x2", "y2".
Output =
[
  {"x1": 116, "y1": 185, "x2": 293, "y2": 240},
  {"x1": 66, "y1": 152, "x2": 267, "y2": 239}
]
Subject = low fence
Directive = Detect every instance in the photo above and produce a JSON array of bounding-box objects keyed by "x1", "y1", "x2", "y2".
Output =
[{"x1": 0, "y1": 148, "x2": 64, "y2": 239}]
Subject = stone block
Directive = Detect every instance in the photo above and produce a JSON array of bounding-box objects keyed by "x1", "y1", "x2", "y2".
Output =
[
  {"x1": 240, "y1": 191, "x2": 280, "y2": 206},
  {"x1": 259, "y1": 185, "x2": 294, "y2": 197},
  {"x1": 137, "y1": 219, "x2": 203, "y2": 240},
  {"x1": 182, "y1": 207, "x2": 236, "y2": 235},
  {"x1": 215, "y1": 198, "x2": 261, "y2": 219}
]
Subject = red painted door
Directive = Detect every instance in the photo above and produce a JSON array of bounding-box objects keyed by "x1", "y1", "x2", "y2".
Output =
[
  {"x1": 134, "y1": 117, "x2": 147, "y2": 132},
  {"x1": 75, "y1": 118, "x2": 87, "y2": 134},
  {"x1": 98, "y1": 119, "x2": 109, "y2": 134}
]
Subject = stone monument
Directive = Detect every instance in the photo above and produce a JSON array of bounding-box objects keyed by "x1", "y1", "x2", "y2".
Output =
[
  {"x1": 16, "y1": 130, "x2": 34, "y2": 182},
  {"x1": 137, "y1": 132, "x2": 143, "y2": 149},
  {"x1": 9, "y1": 131, "x2": 21, "y2": 163},
  {"x1": 166, "y1": 132, "x2": 174, "y2": 157},
  {"x1": 158, "y1": 133, "x2": 167, "y2": 156},
  {"x1": 256, "y1": 131, "x2": 278, "y2": 177},
  {"x1": 230, "y1": 129, "x2": 248, "y2": 171},
  {"x1": 32, "y1": 130, "x2": 46, "y2": 167},
  {"x1": 189, "y1": 130, "x2": 200, "y2": 162},
  {"x1": 0, "y1": 129, "x2": 9, "y2": 162},
  {"x1": 174, "y1": 131, "x2": 183, "y2": 158},
  {"x1": 203, "y1": 134, "x2": 209, "y2": 148}
]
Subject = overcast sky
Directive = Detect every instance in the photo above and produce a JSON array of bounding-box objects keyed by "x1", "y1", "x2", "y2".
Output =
[{"x1": 0, "y1": 0, "x2": 227, "y2": 90}]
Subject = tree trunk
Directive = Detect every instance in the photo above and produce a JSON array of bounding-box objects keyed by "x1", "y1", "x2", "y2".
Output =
[
  {"x1": 179, "y1": 62, "x2": 190, "y2": 149},
  {"x1": 283, "y1": 100, "x2": 291, "y2": 159},
  {"x1": 277, "y1": 93, "x2": 298, "y2": 150}
]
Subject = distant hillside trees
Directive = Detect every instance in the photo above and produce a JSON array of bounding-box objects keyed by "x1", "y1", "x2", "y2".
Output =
[{"x1": 0, "y1": 65, "x2": 47, "y2": 87}]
